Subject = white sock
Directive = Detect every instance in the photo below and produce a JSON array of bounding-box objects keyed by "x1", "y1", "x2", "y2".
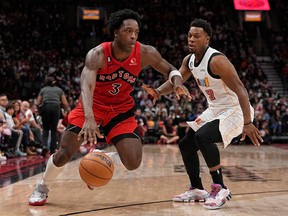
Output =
[
  {"x1": 106, "y1": 152, "x2": 122, "y2": 165},
  {"x1": 92, "y1": 149, "x2": 122, "y2": 165},
  {"x1": 41, "y1": 154, "x2": 65, "y2": 188}
]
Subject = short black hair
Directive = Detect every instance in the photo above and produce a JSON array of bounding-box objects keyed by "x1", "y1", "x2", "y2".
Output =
[
  {"x1": 44, "y1": 76, "x2": 55, "y2": 86},
  {"x1": 107, "y1": 8, "x2": 141, "y2": 36},
  {"x1": 190, "y1": 18, "x2": 213, "y2": 37},
  {"x1": 5, "y1": 103, "x2": 14, "y2": 112}
]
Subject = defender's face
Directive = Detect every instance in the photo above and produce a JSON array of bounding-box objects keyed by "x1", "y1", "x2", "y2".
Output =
[
  {"x1": 115, "y1": 19, "x2": 139, "y2": 52},
  {"x1": 187, "y1": 27, "x2": 210, "y2": 53}
]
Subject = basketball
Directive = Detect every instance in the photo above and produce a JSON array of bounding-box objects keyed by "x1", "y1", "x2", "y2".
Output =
[{"x1": 79, "y1": 151, "x2": 114, "y2": 187}]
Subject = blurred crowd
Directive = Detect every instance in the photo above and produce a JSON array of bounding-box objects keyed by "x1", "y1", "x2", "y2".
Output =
[{"x1": 1, "y1": 0, "x2": 288, "y2": 162}]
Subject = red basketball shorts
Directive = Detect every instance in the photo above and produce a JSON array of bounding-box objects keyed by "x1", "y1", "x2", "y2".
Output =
[{"x1": 68, "y1": 104, "x2": 137, "y2": 144}]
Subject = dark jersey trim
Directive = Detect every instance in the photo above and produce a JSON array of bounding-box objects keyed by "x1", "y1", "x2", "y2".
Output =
[
  {"x1": 186, "y1": 54, "x2": 192, "y2": 69},
  {"x1": 207, "y1": 53, "x2": 223, "y2": 79},
  {"x1": 66, "y1": 124, "x2": 82, "y2": 134},
  {"x1": 194, "y1": 46, "x2": 209, "y2": 67},
  {"x1": 102, "y1": 106, "x2": 136, "y2": 136},
  {"x1": 111, "y1": 127, "x2": 141, "y2": 145}
]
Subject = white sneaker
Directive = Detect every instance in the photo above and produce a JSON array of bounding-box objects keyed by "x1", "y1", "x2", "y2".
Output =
[
  {"x1": 203, "y1": 183, "x2": 232, "y2": 210},
  {"x1": 28, "y1": 184, "x2": 49, "y2": 206},
  {"x1": 173, "y1": 188, "x2": 209, "y2": 202}
]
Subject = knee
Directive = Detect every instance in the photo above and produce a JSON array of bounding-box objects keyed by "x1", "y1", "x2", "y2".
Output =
[
  {"x1": 122, "y1": 156, "x2": 142, "y2": 171},
  {"x1": 194, "y1": 130, "x2": 207, "y2": 148},
  {"x1": 178, "y1": 136, "x2": 192, "y2": 151},
  {"x1": 125, "y1": 162, "x2": 141, "y2": 170}
]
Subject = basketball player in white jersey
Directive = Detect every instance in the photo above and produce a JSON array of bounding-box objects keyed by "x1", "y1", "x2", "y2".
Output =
[{"x1": 142, "y1": 18, "x2": 263, "y2": 209}]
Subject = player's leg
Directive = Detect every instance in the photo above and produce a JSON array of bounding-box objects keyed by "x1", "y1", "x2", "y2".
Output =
[
  {"x1": 86, "y1": 128, "x2": 142, "y2": 191},
  {"x1": 173, "y1": 128, "x2": 209, "y2": 202},
  {"x1": 113, "y1": 135, "x2": 142, "y2": 170},
  {"x1": 101, "y1": 111, "x2": 143, "y2": 170},
  {"x1": 194, "y1": 119, "x2": 232, "y2": 209},
  {"x1": 28, "y1": 125, "x2": 83, "y2": 206}
]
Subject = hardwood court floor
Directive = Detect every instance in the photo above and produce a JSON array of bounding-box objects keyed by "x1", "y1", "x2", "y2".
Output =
[{"x1": 0, "y1": 144, "x2": 287, "y2": 216}]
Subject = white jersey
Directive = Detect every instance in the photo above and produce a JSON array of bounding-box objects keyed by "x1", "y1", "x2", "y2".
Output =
[{"x1": 186, "y1": 47, "x2": 254, "y2": 147}]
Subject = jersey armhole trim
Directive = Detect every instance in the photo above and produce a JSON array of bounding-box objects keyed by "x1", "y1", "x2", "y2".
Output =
[{"x1": 207, "y1": 53, "x2": 223, "y2": 79}]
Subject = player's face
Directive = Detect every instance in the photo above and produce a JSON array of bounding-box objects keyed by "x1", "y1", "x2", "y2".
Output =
[
  {"x1": 187, "y1": 27, "x2": 210, "y2": 54},
  {"x1": 116, "y1": 19, "x2": 139, "y2": 52}
]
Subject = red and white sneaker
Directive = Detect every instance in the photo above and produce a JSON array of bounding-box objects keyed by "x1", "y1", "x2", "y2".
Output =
[
  {"x1": 203, "y1": 183, "x2": 232, "y2": 210},
  {"x1": 28, "y1": 184, "x2": 49, "y2": 206},
  {"x1": 173, "y1": 188, "x2": 209, "y2": 202}
]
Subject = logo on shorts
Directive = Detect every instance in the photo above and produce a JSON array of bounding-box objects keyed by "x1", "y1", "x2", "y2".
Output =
[{"x1": 195, "y1": 117, "x2": 204, "y2": 125}]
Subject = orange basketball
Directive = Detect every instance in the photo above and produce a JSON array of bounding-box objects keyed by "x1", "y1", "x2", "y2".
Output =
[{"x1": 79, "y1": 151, "x2": 114, "y2": 187}]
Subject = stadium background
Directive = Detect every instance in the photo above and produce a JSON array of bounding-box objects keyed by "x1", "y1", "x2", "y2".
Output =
[{"x1": 0, "y1": 0, "x2": 287, "y2": 143}]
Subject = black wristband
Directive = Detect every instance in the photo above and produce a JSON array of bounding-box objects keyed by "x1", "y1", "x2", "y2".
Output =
[{"x1": 244, "y1": 121, "x2": 252, "y2": 125}]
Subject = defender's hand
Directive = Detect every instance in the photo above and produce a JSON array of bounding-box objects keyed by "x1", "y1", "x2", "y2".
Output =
[
  {"x1": 241, "y1": 123, "x2": 263, "y2": 146},
  {"x1": 142, "y1": 84, "x2": 161, "y2": 105},
  {"x1": 174, "y1": 85, "x2": 192, "y2": 101}
]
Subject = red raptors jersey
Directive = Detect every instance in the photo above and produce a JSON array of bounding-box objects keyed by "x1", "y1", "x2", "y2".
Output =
[{"x1": 93, "y1": 42, "x2": 141, "y2": 110}]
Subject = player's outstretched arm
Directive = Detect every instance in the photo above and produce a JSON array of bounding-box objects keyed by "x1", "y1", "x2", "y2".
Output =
[
  {"x1": 141, "y1": 45, "x2": 192, "y2": 103},
  {"x1": 78, "y1": 47, "x2": 104, "y2": 145},
  {"x1": 209, "y1": 54, "x2": 263, "y2": 146}
]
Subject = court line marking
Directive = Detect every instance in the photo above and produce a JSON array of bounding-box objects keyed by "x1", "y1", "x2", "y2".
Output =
[{"x1": 60, "y1": 189, "x2": 288, "y2": 216}]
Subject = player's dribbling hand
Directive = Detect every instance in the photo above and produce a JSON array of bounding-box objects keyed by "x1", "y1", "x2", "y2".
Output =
[
  {"x1": 78, "y1": 118, "x2": 104, "y2": 145},
  {"x1": 241, "y1": 123, "x2": 263, "y2": 146}
]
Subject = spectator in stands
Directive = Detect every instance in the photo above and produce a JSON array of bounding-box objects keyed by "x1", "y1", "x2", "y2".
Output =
[
  {"x1": 259, "y1": 120, "x2": 271, "y2": 144},
  {"x1": 20, "y1": 100, "x2": 43, "y2": 145},
  {"x1": 5, "y1": 103, "x2": 27, "y2": 156},
  {"x1": 0, "y1": 118, "x2": 8, "y2": 161},
  {"x1": 0, "y1": 94, "x2": 8, "y2": 119},
  {"x1": 281, "y1": 108, "x2": 288, "y2": 135},
  {"x1": 1, "y1": 94, "x2": 25, "y2": 157},
  {"x1": 12, "y1": 100, "x2": 37, "y2": 155},
  {"x1": 157, "y1": 118, "x2": 179, "y2": 144},
  {"x1": 0, "y1": 113, "x2": 14, "y2": 158},
  {"x1": 134, "y1": 108, "x2": 147, "y2": 139},
  {"x1": 174, "y1": 111, "x2": 190, "y2": 140},
  {"x1": 143, "y1": 112, "x2": 159, "y2": 144}
]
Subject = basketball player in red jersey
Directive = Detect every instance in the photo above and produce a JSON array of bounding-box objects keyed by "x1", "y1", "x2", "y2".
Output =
[
  {"x1": 28, "y1": 8, "x2": 191, "y2": 206},
  {"x1": 142, "y1": 18, "x2": 263, "y2": 210}
]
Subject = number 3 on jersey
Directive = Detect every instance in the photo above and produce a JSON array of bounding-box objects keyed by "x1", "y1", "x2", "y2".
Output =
[{"x1": 109, "y1": 83, "x2": 122, "y2": 95}]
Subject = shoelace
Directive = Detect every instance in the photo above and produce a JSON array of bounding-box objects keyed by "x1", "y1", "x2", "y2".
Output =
[
  {"x1": 209, "y1": 186, "x2": 220, "y2": 199},
  {"x1": 32, "y1": 191, "x2": 44, "y2": 198}
]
